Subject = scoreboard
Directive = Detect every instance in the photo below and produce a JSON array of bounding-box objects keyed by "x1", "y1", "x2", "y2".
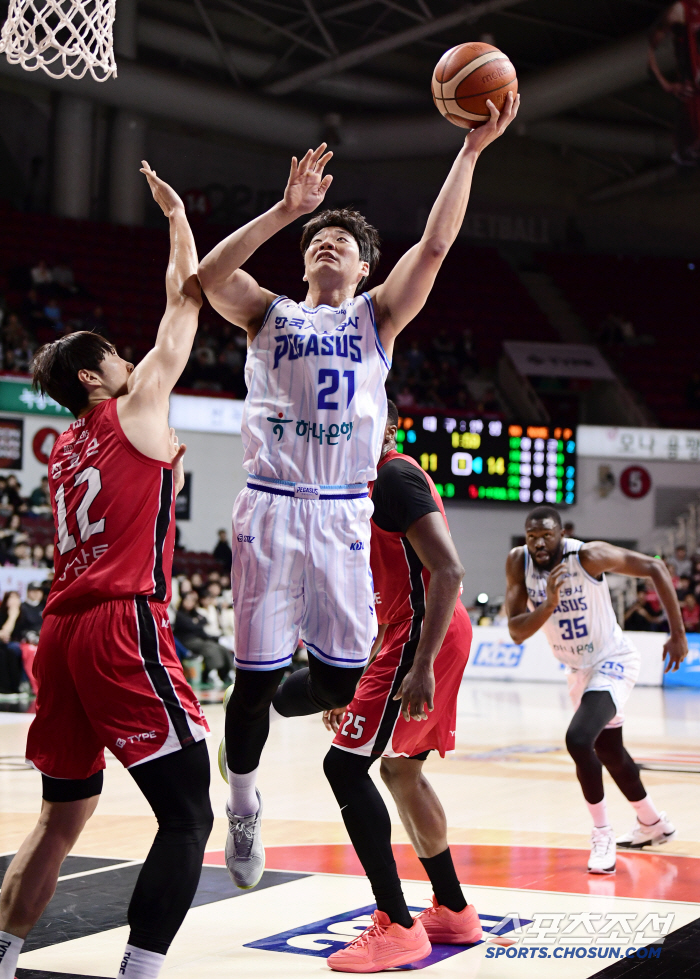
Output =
[{"x1": 395, "y1": 415, "x2": 576, "y2": 505}]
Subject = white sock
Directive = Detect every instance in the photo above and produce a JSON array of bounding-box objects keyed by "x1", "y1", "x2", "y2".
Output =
[
  {"x1": 631, "y1": 795, "x2": 661, "y2": 826},
  {"x1": 586, "y1": 798, "x2": 610, "y2": 829},
  {"x1": 117, "y1": 944, "x2": 165, "y2": 979},
  {"x1": 0, "y1": 930, "x2": 24, "y2": 979},
  {"x1": 227, "y1": 766, "x2": 259, "y2": 817}
]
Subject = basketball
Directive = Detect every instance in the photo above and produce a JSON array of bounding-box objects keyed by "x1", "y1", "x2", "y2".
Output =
[{"x1": 431, "y1": 42, "x2": 518, "y2": 129}]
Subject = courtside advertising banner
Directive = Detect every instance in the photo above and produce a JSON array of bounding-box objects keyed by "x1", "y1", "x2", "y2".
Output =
[{"x1": 466, "y1": 626, "x2": 665, "y2": 686}]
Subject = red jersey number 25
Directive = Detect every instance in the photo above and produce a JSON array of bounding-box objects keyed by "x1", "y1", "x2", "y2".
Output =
[{"x1": 55, "y1": 467, "x2": 106, "y2": 555}]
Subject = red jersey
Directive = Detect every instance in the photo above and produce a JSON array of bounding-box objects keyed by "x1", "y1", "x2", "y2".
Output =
[
  {"x1": 45, "y1": 398, "x2": 176, "y2": 615},
  {"x1": 369, "y1": 449, "x2": 458, "y2": 626}
]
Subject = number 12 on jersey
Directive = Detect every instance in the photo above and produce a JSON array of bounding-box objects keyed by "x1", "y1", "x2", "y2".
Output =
[
  {"x1": 55, "y1": 467, "x2": 105, "y2": 555},
  {"x1": 318, "y1": 369, "x2": 355, "y2": 410}
]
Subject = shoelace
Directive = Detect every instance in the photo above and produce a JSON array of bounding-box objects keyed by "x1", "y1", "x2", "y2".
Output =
[
  {"x1": 231, "y1": 815, "x2": 255, "y2": 857},
  {"x1": 591, "y1": 831, "x2": 613, "y2": 856},
  {"x1": 347, "y1": 915, "x2": 386, "y2": 949}
]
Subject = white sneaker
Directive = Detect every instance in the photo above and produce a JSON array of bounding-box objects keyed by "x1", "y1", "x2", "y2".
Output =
[
  {"x1": 616, "y1": 812, "x2": 676, "y2": 849},
  {"x1": 588, "y1": 825, "x2": 616, "y2": 874},
  {"x1": 225, "y1": 789, "x2": 265, "y2": 890}
]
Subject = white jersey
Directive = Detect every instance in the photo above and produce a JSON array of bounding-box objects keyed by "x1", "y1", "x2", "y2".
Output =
[
  {"x1": 241, "y1": 293, "x2": 389, "y2": 487},
  {"x1": 525, "y1": 538, "x2": 635, "y2": 670}
]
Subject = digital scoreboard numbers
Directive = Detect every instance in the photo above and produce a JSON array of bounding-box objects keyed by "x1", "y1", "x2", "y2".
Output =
[{"x1": 395, "y1": 416, "x2": 576, "y2": 505}]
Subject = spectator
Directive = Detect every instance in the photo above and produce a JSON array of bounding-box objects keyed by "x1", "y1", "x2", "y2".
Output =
[
  {"x1": 14, "y1": 336, "x2": 35, "y2": 372},
  {"x1": 624, "y1": 584, "x2": 660, "y2": 631},
  {"x1": 31, "y1": 545, "x2": 47, "y2": 567},
  {"x1": 677, "y1": 575, "x2": 691, "y2": 600},
  {"x1": 14, "y1": 543, "x2": 33, "y2": 567},
  {"x1": 43, "y1": 298, "x2": 63, "y2": 332},
  {"x1": 643, "y1": 581, "x2": 668, "y2": 631},
  {"x1": 396, "y1": 385, "x2": 416, "y2": 409},
  {"x1": 405, "y1": 340, "x2": 424, "y2": 372},
  {"x1": 43, "y1": 543, "x2": 54, "y2": 569},
  {"x1": 7, "y1": 477, "x2": 25, "y2": 510},
  {"x1": 669, "y1": 545, "x2": 692, "y2": 579},
  {"x1": 563, "y1": 521, "x2": 575, "y2": 538},
  {"x1": 21, "y1": 289, "x2": 47, "y2": 330},
  {"x1": 30, "y1": 260, "x2": 53, "y2": 287},
  {"x1": 0, "y1": 591, "x2": 23, "y2": 693},
  {"x1": 84, "y1": 305, "x2": 109, "y2": 337},
  {"x1": 682, "y1": 593, "x2": 700, "y2": 632},
  {"x1": 0, "y1": 513, "x2": 27, "y2": 552},
  {"x1": 174, "y1": 591, "x2": 232, "y2": 687},
  {"x1": 213, "y1": 529, "x2": 232, "y2": 569},
  {"x1": 52, "y1": 260, "x2": 77, "y2": 294},
  {"x1": 14, "y1": 582, "x2": 45, "y2": 642},
  {"x1": 29, "y1": 477, "x2": 50, "y2": 509},
  {"x1": 190, "y1": 572, "x2": 204, "y2": 591}
]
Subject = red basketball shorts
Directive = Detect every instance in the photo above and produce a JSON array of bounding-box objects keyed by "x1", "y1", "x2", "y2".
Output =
[
  {"x1": 26, "y1": 596, "x2": 210, "y2": 780},
  {"x1": 333, "y1": 602, "x2": 472, "y2": 759}
]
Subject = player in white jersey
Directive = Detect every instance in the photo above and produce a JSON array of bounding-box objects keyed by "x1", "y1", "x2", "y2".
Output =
[
  {"x1": 198, "y1": 94, "x2": 519, "y2": 892},
  {"x1": 506, "y1": 506, "x2": 686, "y2": 875}
]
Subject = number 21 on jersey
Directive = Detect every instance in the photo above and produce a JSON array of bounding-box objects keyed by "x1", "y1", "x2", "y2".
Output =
[{"x1": 55, "y1": 467, "x2": 105, "y2": 555}]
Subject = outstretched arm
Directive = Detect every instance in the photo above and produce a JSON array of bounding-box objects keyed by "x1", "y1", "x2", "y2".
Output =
[
  {"x1": 125, "y1": 162, "x2": 201, "y2": 411},
  {"x1": 506, "y1": 547, "x2": 567, "y2": 643},
  {"x1": 371, "y1": 93, "x2": 519, "y2": 357},
  {"x1": 197, "y1": 144, "x2": 333, "y2": 337},
  {"x1": 579, "y1": 542, "x2": 687, "y2": 672}
]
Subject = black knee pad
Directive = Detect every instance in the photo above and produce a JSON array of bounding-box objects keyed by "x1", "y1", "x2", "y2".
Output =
[{"x1": 323, "y1": 746, "x2": 372, "y2": 799}]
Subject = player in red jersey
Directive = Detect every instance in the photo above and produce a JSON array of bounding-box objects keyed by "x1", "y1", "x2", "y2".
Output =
[
  {"x1": 321, "y1": 401, "x2": 480, "y2": 973},
  {"x1": 0, "y1": 166, "x2": 212, "y2": 979}
]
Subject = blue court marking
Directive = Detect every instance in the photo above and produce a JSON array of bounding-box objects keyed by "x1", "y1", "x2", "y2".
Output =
[{"x1": 244, "y1": 903, "x2": 532, "y2": 967}]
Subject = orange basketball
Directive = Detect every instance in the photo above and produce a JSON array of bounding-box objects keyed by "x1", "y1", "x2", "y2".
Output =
[{"x1": 431, "y1": 42, "x2": 517, "y2": 129}]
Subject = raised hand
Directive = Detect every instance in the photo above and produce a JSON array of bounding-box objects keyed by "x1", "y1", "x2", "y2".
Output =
[
  {"x1": 464, "y1": 91, "x2": 520, "y2": 156},
  {"x1": 140, "y1": 161, "x2": 186, "y2": 218},
  {"x1": 283, "y1": 143, "x2": 334, "y2": 217}
]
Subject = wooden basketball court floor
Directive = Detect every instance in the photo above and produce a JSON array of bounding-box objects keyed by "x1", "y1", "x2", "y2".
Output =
[{"x1": 2, "y1": 679, "x2": 700, "y2": 978}]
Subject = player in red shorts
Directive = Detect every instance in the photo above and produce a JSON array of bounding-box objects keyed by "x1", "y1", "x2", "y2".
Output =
[
  {"x1": 0, "y1": 166, "x2": 212, "y2": 979},
  {"x1": 321, "y1": 400, "x2": 480, "y2": 973}
]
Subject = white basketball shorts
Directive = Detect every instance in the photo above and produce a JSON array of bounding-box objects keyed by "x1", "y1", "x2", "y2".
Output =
[
  {"x1": 230, "y1": 480, "x2": 376, "y2": 671},
  {"x1": 566, "y1": 648, "x2": 641, "y2": 728}
]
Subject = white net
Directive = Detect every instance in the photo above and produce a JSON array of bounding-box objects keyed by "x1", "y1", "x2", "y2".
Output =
[{"x1": 0, "y1": 0, "x2": 116, "y2": 81}]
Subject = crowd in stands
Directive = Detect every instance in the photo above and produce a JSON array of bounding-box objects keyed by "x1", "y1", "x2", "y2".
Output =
[
  {"x1": 624, "y1": 544, "x2": 700, "y2": 633},
  {"x1": 0, "y1": 252, "x2": 510, "y2": 414}
]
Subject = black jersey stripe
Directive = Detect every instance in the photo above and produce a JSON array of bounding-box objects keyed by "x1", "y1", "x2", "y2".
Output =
[
  {"x1": 134, "y1": 595, "x2": 194, "y2": 749},
  {"x1": 370, "y1": 538, "x2": 426, "y2": 757},
  {"x1": 151, "y1": 468, "x2": 173, "y2": 602}
]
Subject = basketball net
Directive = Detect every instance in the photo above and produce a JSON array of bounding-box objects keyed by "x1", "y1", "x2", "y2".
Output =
[{"x1": 0, "y1": 0, "x2": 117, "y2": 81}]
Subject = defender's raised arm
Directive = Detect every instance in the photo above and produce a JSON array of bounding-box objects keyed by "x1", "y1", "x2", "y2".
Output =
[
  {"x1": 197, "y1": 144, "x2": 333, "y2": 337},
  {"x1": 371, "y1": 92, "x2": 519, "y2": 357},
  {"x1": 125, "y1": 162, "x2": 202, "y2": 411}
]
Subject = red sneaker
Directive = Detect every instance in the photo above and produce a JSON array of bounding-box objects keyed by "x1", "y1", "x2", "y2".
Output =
[
  {"x1": 327, "y1": 910, "x2": 431, "y2": 973},
  {"x1": 417, "y1": 896, "x2": 483, "y2": 944}
]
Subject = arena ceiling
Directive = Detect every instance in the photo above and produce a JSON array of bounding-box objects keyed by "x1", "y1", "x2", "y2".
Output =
[
  {"x1": 126, "y1": 0, "x2": 680, "y2": 193},
  {"x1": 139, "y1": 0, "x2": 670, "y2": 115}
]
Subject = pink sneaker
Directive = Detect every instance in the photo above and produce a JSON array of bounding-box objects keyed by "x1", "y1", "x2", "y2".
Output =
[
  {"x1": 417, "y1": 895, "x2": 483, "y2": 944},
  {"x1": 327, "y1": 910, "x2": 431, "y2": 973}
]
